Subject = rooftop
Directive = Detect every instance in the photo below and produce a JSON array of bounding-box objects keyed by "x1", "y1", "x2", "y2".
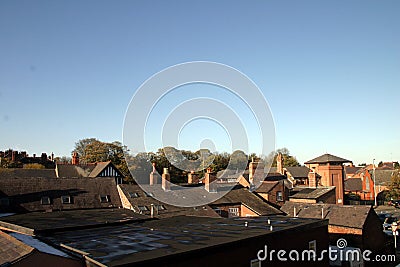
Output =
[
  {"x1": 0, "y1": 208, "x2": 149, "y2": 235},
  {"x1": 281, "y1": 202, "x2": 373, "y2": 229},
  {"x1": 0, "y1": 230, "x2": 34, "y2": 265},
  {"x1": 289, "y1": 186, "x2": 336, "y2": 200},
  {"x1": 42, "y1": 215, "x2": 327, "y2": 266},
  {"x1": 304, "y1": 154, "x2": 352, "y2": 164}
]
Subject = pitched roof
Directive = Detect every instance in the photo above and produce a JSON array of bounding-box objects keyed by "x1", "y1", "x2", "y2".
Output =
[
  {"x1": 344, "y1": 178, "x2": 363, "y2": 191},
  {"x1": 304, "y1": 154, "x2": 352, "y2": 164},
  {"x1": 118, "y1": 184, "x2": 220, "y2": 218},
  {"x1": 372, "y1": 169, "x2": 395, "y2": 186},
  {"x1": 281, "y1": 202, "x2": 374, "y2": 229},
  {"x1": 0, "y1": 168, "x2": 56, "y2": 178},
  {"x1": 289, "y1": 186, "x2": 336, "y2": 200},
  {"x1": 254, "y1": 181, "x2": 279, "y2": 193},
  {"x1": 56, "y1": 163, "x2": 96, "y2": 178},
  {"x1": 0, "y1": 230, "x2": 34, "y2": 265},
  {"x1": 0, "y1": 177, "x2": 121, "y2": 212},
  {"x1": 211, "y1": 185, "x2": 283, "y2": 216},
  {"x1": 344, "y1": 166, "x2": 362, "y2": 176},
  {"x1": 285, "y1": 166, "x2": 310, "y2": 179}
]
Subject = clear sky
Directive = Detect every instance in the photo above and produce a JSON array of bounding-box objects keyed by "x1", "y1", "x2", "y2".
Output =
[{"x1": 0, "y1": 1, "x2": 399, "y2": 165}]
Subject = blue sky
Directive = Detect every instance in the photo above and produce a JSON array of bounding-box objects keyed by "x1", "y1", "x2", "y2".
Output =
[{"x1": 0, "y1": 1, "x2": 399, "y2": 165}]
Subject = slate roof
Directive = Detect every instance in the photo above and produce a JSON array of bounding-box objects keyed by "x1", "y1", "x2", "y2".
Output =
[
  {"x1": 254, "y1": 181, "x2": 279, "y2": 193},
  {"x1": 289, "y1": 186, "x2": 336, "y2": 200},
  {"x1": 55, "y1": 163, "x2": 96, "y2": 178},
  {"x1": 211, "y1": 185, "x2": 283, "y2": 216},
  {"x1": 372, "y1": 169, "x2": 395, "y2": 186},
  {"x1": 0, "y1": 168, "x2": 56, "y2": 178},
  {"x1": 0, "y1": 177, "x2": 121, "y2": 213},
  {"x1": 281, "y1": 202, "x2": 374, "y2": 229},
  {"x1": 344, "y1": 166, "x2": 362, "y2": 177},
  {"x1": 304, "y1": 154, "x2": 352, "y2": 164},
  {"x1": 285, "y1": 166, "x2": 310, "y2": 179},
  {"x1": 118, "y1": 184, "x2": 220, "y2": 218},
  {"x1": 0, "y1": 230, "x2": 34, "y2": 265},
  {"x1": 344, "y1": 178, "x2": 363, "y2": 192}
]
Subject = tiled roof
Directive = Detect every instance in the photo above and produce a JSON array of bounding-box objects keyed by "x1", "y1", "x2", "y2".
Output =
[
  {"x1": 344, "y1": 178, "x2": 362, "y2": 191},
  {"x1": 285, "y1": 166, "x2": 310, "y2": 179},
  {"x1": 56, "y1": 164, "x2": 96, "y2": 178},
  {"x1": 281, "y1": 202, "x2": 373, "y2": 229},
  {"x1": 372, "y1": 169, "x2": 395, "y2": 186},
  {"x1": 0, "y1": 230, "x2": 34, "y2": 265},
  {"x1": 118, "y1": 184, "x2": 220, "y2": 218},
  {"x1": 0, "y1": 177, "x2": 121, "y2": 212},
  {"x1": 304, "y1": 154, "x2": 351, "y2": 164},
  {"x1": 289, "y1": 186, "x2": 336, "y2": 200},
  {"x1": 0, "y1": 168, "x2": 56, "y2": 178},
  {"x1": 254, "y1": 181, "x2": 279, "y2": 193},
  {"x1": 211, "y1": 185, "x2": 283, "y2": 215},
  {"x1": 344, "y1": 166, "x2": 362, "y2": 176}
]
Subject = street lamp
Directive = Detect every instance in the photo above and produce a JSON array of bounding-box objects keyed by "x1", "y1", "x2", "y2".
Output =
[{"x1": 373, "y1": 159, "x2": 377, "y2": 207}]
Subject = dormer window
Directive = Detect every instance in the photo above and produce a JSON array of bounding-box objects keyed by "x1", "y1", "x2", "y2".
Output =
[
  {"x1": 138, "y1": 205, "x2": 148, "y2": 211},
  {"x1": 100, "y1": 195, "x2": 110, "y2": 203},
  {"x1": 61, "y1": 195, "x2": 72, "y2": 204},
  {"x1": 128, "y1": 192, "x2": 139, "y2": 198},
  {"x1": 156, "y1": 205, "x2": 166, "y2": 210},
  {"x1": 41, "y1": 196, "x2": 51, "y2": 205}
]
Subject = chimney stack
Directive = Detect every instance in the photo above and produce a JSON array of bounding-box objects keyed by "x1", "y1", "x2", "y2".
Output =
[
  {"x1": 150, "y1": 162, "x2": 160, "y2": 185},
  {"x1": 249, "y1": 159, "x2": 265, "y2": 184},
  {"x1": 308, "y1": 170, "x2": 317, "y2": 188},
  {"x1": 277, "y1": 153, "x2": 284, "y2": 174},
  {"x1": 71, "y1": 152, "x2": 79, "y2": 165},
  {"x1": 162, "y1": 168, "x2": 170, "y2": 191},
  {"x1": 188, "y1": 170, "x2": 199, "y2": 184},
  {"x1": 205, "y1": 167, "x2": 217, "y2": 192},
  {"x1": 11, "y1": 150, "x2": 17, "y2": 162}
]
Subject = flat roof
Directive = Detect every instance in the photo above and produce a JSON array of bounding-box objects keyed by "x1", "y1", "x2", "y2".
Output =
[
  {"x1": 0, "y1": 208, "x2": 149, "y2": 234},
  {"x1": 42, "y1": 215, "x2": 327, "y2": 266}
]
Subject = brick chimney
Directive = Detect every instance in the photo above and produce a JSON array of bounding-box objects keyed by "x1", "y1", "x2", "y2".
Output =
[
  {"x1": 249, "y1": 159, "x2": 265, "y2": 184},
  {"x1": 205, "y1": 167, "x2": 217, "y2": 192},
  {"x1": 188, "y1": 170, "x2": 199, "y2": 184},
  {"x1": 308, "y1": 170, "x2": 317, "y2": 188},
  {"x1": 150, "y1": 162, "x2": 160, "y2": 185},
  {"x1": 277, "y1": 153, "x2": 284, "y2": 174},
  {"x1": 71, "y1": 152, "x2": 79, "y2": 165},
  {"x1": 11, "y1": 150, "x2": 17, "y2": 162},
  {"x1": 162, "y1": 168, "x2": 170, "y2": 191}
]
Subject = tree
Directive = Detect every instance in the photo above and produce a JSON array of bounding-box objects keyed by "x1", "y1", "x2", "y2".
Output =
[
  {"x1": 74, "y1": 138, "x2": 131, "y2": 179},
  {"x1": 73, "y1": 138, "x2": 98, "y2": 159},
  {"x1": 378, "y1": 161, "x2": 383, "y2": 168},
  {"x1": 267, "y1": 148, "x2": 300, "y2": 167},
  {"x1": 386, "y1": 171, "x2": 400, "y2": 200}
]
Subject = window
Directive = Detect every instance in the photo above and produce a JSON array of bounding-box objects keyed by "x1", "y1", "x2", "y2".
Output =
[
  {"x1": 61, "y1": 195, "x2": 71, "y2": 204},
  {"x1": 365, "y1": 176, "x2": 370, "y2": 191},
  {"x1": 41, "y1": 196, "x2": 51, "y2": 205},
  {"x1": 100, "y1": 195, "x2": 110, "y2": 203},
  {"x1": 156, "y1": 205, "x2": 166, "y2": 210},
  {"x1": 250, "y1": 259, "x2": 261, "y2": 267},
  {"x1": 138, "y1": 205, "x2": 148, "y2": 211},
  {"x1": 145, "y1": 192, "x2": 154, "y2": 197},
  {"x1": 0, "y1": 198, "x2": 10, "y2": 206},
  {"x1": 129, "y1": 192, "x2": 139, "y2": 198},
  {"x1": 276, "y1": 191, "x2": 283, "y2": 201},
  {"x1": 228, "y1": 207, "x2": 239, "y2": 217}
]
